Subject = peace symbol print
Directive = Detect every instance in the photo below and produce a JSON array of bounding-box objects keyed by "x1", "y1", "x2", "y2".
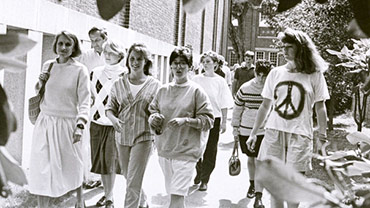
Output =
[{"x1": 273, "y1": 81, "x2": 306, "y2": 120}]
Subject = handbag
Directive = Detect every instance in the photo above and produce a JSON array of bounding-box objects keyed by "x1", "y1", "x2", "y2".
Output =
[
  {"x1": 229, "y1": 140, "x2": 241, "y2": 176},
  {"x1": 28, "y1": 63, "x2": 54, "y2": 125}
]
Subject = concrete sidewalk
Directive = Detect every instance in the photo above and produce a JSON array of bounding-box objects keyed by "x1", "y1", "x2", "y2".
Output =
[{"x1": 80, "y1": 114, "x2": 271, "y2": 208}]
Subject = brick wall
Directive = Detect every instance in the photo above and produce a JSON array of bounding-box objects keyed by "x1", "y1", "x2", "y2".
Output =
[
  {"x1": 129, "y1": 0, "x2": 177, "y2": 45},
  {"x1": 202, "y1": 1, "x2": 215, "y2": 53}
]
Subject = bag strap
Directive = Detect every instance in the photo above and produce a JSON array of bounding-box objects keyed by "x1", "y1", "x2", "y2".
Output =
[
  {"x1": 232, "y1": 140, "x2": 239, "y2": 157},
  {"x1": 39, "y1": 62, "x2": 54, "y2": 95}
]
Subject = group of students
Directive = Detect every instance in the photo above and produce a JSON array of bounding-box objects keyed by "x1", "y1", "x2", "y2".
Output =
[{"x1": 26, "y1": 26, "x2": 330, "y2": 208}]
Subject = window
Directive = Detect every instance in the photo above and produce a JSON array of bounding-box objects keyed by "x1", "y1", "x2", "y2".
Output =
[
  {"x1": 229, "y1": 51, "x2": 238, "y2": 66},
  {"x1": 269, "y1": 52, "x2": 277, "y2": 66},
  {"x1": 256, "y1": 51, "x2": 265, "y2": 60},
  {"x1": 259, "y1": 13, "x2": 269, "y2": 27}
]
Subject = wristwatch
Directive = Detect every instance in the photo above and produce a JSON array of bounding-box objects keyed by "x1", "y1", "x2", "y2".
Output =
[{"x1": 76, "y1": 123, "x2": 85, "y2": 130}]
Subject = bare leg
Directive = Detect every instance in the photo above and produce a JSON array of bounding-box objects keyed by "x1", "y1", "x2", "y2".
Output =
[
  {"x1": 247, "y1": 157, "x2": 255, "y2": 180},
  {"x1": 169, "y1": 194, "x2": 185, "y2": 208},
  {"x1": 37, "y1": 195, "x2": 50, "y2": 208},
  {"x1": 75, "y1": 185, "x2": 84, "y2": 207},
  {"x1": 101, "y1": 173, "x2": 116, "y2": 201}
]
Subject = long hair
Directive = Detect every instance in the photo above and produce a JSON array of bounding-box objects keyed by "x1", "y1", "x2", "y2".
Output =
[
  {"x1": 126, "y1": 43, "x2": 152, "y2": 75},
  {"x1": 52, "y1": 31, "x2": 81, "y2": 58},
  {"x1": 279, "y1": 28, "x2": 328, "y2": 74}
]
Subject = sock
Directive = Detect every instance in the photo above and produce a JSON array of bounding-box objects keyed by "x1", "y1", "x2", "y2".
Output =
[
  {"x1": 250, "y1": 180, "x2": 254, "y2": 187},
  {"x1": 255, "y1": 192, "x2": 262, "y2": 198}
]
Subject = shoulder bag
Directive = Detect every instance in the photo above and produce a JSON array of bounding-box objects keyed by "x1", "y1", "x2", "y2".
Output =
[{"x1": 28, "y1": 63, "x2": 54, "y2": 124}]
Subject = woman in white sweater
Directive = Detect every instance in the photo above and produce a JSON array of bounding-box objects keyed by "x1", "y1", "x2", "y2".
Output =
[{"x1": 28, "y1": 31, "x2": 90, "y2": 208}]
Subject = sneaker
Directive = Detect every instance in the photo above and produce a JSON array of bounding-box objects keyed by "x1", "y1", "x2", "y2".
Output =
[
  {"x1": 105, "y1": 200, "x2": 114, "y2": 208},
  {"x1": 198, "y1": 182, "x2": 208, "y2": 191},
  {"x1": 96, "y1": 196, "x2": 106, "y2": 207},
  {"x1": 253, "y1": 195, "x2": 264, "y2": 208},
  {"x1": 247, "y1": 185, "x2": 255, "y2": 198}
]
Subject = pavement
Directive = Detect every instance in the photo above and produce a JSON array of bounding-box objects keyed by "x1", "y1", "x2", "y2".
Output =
[{"x1": 72, "y1": 110, "x2": 273, "y2": 208}]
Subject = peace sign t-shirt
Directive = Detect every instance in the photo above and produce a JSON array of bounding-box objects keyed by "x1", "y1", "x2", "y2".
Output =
[{"x1": 261, "y1": 66, "x2": 329, "y2": 139}]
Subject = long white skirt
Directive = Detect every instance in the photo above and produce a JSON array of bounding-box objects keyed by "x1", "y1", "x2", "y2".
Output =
[{"x1": 28, "y1": 113, "x2": 84, "y2": 197}]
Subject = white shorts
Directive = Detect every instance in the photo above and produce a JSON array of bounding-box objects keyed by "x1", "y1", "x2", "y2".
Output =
[
  {"x1": 158, "y1": 156, "x2": 197, "y2": 196},
  {"x1": 258, "y1": 129, "x2": 313, "y2": 172}
]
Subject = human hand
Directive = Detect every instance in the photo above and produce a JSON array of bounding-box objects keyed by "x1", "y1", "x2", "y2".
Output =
[
  {"x1": 112, "y1": 117, "x2": 123, "y2": 133},
  {"x1": 246, "y1": 134, "x2": 257, "y2": 152},
  {"x1": 150, "y1": 113, "x2": 165, "y2": 130},
  {"x1": 39, "y1": 73, "x2": 49, "y2": 81},
  {"x1": 232, "y1": 127, "x2": 239, "y2": 137},
  {"x1": 73, "y1": 127, "x2": 83, "y2": 143},
  {"x1": 168, "y1": 117, "x2": 186, "y2": 129}
]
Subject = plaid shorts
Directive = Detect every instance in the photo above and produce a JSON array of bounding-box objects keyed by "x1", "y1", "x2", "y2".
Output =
[{"x1": 257, "y1": 129, "x2": 313, "y2": 172}]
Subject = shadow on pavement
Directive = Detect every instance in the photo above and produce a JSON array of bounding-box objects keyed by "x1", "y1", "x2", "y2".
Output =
[
  {"x1": 59, "y1": 187, "x2": 104, "y2": 208},
  {"x1": 219, "y1": 197, "x2": 251, "y2": 208}
]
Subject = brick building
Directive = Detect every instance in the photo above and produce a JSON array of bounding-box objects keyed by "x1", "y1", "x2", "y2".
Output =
[
  {"x1": 0, "y1": 0, "x2": 230, "y2": 168},
  {"x1": 227, "y1": 6, "x2": 285, "y2": 67}
]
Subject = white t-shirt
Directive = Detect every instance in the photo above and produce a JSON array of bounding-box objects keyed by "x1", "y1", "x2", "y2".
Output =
[
  {"x1": 129, "y1": 79, "x2": 146, "y2": 97},
  {"x1": 192, "y1": 74, "x2": 233, "y2": 118},
  {"x1": 262, "y1": 65, "x2": 330, "y2": 139}
]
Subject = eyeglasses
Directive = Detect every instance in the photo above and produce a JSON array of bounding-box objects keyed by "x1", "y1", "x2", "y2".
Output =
[{"x1": 172, "y1": 62, "x2": 188, "y2": 68}]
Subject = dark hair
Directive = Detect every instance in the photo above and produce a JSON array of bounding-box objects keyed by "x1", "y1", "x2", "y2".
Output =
[
  {"x1": 88, "y1": 27, "x2": 108, "y2": 40},
  {"x1": 279, "y1": 28, "x2": 328, "y2": 74},
  {"x1": 200, "y1": 51, "x2": 218, "y2": 65},
  {"x1": 52, "y1": 31, "x2": 81, "y2": 57},
  {"x1": 126, "y1": 43, "x2": 152, "y2": 75},
  {"x1": 244, "y1": 50, "x2": 254, "y2": 58},
  {"x1": 255, "y1": 60, "x2": 272, "y2": 76},
  {"x1": 169, "y1": 47, "x2": 193, "y2": 67}
]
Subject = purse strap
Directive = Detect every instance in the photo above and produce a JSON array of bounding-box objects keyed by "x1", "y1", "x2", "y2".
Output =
[
  {"x1": 39, "y1": 62, "x2": 54, "y2": 95},
  {"x1": 232, "y1": 140, "x2": 239, "y2": 157}
]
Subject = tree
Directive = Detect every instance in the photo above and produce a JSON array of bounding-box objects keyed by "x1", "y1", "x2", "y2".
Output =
[
  {"x1": 263, "y1": 0, "x2": 354, "y2": 129},
  {"x1": 228, "y1": 1, "x2": 252, "y2": 63}
]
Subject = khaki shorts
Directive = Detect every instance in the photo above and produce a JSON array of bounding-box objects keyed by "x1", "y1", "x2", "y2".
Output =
[
  {"x1": 158, "y1": 156, "x2": 196, "y2": 196},
  {"x1": 257, "y1": 129, "x2": 313, "y2": 172}
]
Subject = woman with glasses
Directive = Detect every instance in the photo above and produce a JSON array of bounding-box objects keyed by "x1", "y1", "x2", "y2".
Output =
[
  {"x1": 191, "y1": 51, "x2": 233, "y2": 191},
  {"x1": 148, "y1": 47, "x2": 214, "y2": 208},
  {"x1": 106, "y1": 43, "x2": 161, "y2": 208},
  {"x1": 247, "y1": 28, "x2": 329, "y2": 208},
  {"x1": 232, "y1": 60, "x2": 272, "y2": 208}
]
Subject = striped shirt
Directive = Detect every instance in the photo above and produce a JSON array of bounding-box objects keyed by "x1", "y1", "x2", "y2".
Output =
[
  {"x1": 106, "y1": 73, "x2": 161, "y2": 146},
  {"x1": 231, "y1": 78, "x2": 265, "y2": 136}
]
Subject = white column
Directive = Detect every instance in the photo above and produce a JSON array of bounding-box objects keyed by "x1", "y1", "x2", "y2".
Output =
[{"x1": 22, "y1": 30, "x2": 43, "y2": 170}]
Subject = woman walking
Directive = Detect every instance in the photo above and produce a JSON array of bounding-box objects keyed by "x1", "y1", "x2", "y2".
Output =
[
  {"x1": 90, "y1": 40, "x2": 127, "y2": 207},
  {"x1": 232, "y1": 60, "x2": 272, "y2": 208},
  {"x1": 192, "y1": 51, "x2": 233, "y2": 191},
  {"x1": 148, "y1": 47, "x2": 214, "y2": 208},
  {"x1": 28, "y1": 31, "x2": 90, "y2": 208},
  {"x1": 247, "y1": 28, "x2": 330, "y2": 208},
  {"x1": 106, "y1": 43, "x2": 161, "y2": 208}
]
